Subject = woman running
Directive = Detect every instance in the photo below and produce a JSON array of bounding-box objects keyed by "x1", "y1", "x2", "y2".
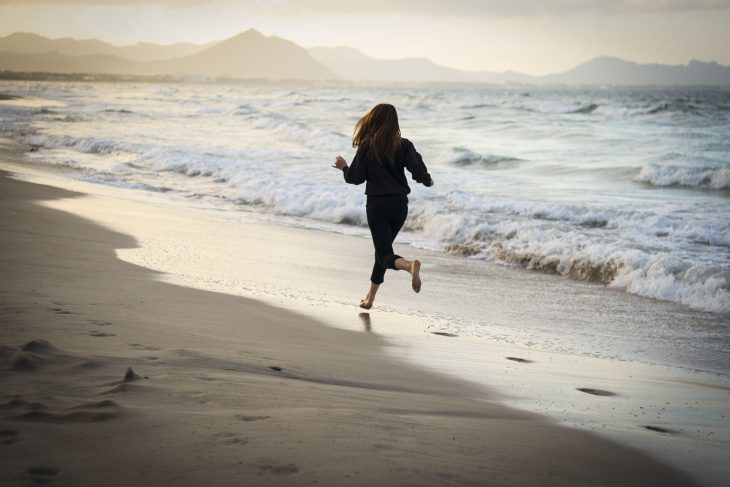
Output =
[{"x1": 332, "y1": 103, "x2": 433, "y2": 310}]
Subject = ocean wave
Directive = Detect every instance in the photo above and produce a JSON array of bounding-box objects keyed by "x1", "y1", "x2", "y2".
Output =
[
  {"x1": 634, "y1": 163, "x2": 730, "y2": 190},
  {"x1": 403, "y1": 196, "x2": 729, "y2": 314},
  {"x1": 459, "y1": 103, "x2": 497, "y2": 109},
  {"x1": 19, "y1": 133, "x2": 126, "y2": 155},
  {"x1": 101, "y1": 108, "x2": 135, "y2": 114},
  {"x1": 490, "y1": 243, "x2": 729, "y2": 314},
  {"x1": 237, "y1": 108, "x2": 349, "y2": 151},
  {"x1": 571, "y1": 103, "x2": 599, "y2": 114},
  {"x1": 643, "y1": 99, "x2": 701, "y2": 115},
  {"x1": 446, "y1": 147, "x2": 522, "y2": 169},
  {"x1": 526, "y1": 97, "x2": 728, "y2": 118}
]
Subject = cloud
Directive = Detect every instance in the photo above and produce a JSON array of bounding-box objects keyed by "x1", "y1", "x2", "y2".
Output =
[{"x1": 2, "y1": 0, "x2": 729, "y2": 16}]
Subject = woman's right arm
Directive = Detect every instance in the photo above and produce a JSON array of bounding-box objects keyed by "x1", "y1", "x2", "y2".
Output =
[
  {"x1": 404, "y1": 142, "x2": 434, "y2": 187},
  {"x1": 342, "y1": 144, "x2": 368, "y2": 185}
]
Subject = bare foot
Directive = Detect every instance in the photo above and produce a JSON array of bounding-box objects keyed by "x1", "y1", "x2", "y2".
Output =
[
  {"x1": 359, "y1": 297, "x2": 373, "y2": 310},
  {"x1": 411, "y1": 260, "x2": 421, "y2": 293}
]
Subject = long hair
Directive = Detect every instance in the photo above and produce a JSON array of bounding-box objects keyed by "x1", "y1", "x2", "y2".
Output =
[{"x1": 352, "y1": 104, "x2": 401, "y2": 164}]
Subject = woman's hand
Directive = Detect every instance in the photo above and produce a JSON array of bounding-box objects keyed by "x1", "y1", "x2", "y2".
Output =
[{"x1": 332, "y1": 155, "x2": 347, "y2": 170}]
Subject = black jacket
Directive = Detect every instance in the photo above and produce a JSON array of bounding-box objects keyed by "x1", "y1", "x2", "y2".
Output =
[{"x1": 342, "y1": 138, "x2": 433, "y2": 196}]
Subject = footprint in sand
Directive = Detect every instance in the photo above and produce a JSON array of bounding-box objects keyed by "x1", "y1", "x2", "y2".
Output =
[
  {"x1": 128, "y1": 343, "x2": 159, "y2": 351},
  {"x1": 13, "y1": 399, "x2": 120, "y2": 423},
  {"x1": 0, "y1": 429, "x2": 18, "y2": 445},
  {"x1": 269, "y1": 366, "x2": 283, "y2": 372},
  {"x1": 51, "y1": 308, "x2": 71, "y2": 315},
  {"x1": 430, "y1": 332, "x2": 458, "y2": 338},
  {"x1": 87, "y1": 331, "x2": 115, "y2": 338},
  {"x1": 260, "y1": 463, "x2": 299, "y2": 476},
  {"x1": 70, "y1": 400, "x2": 118, "y2": 410},
  {"x1": 506, "y1": 357, "x2": 533, "y2": 363},
  {"x1": 235, "y1": 414, "x2": 270, "y2": 422},
  {"x1": 214, "y1": 432, "x2": 248, "y2": 445},
  {"x1": 0, "y1": 399, "x2": 46, "y2": 411},
  {"x1": 27, "y1": 466, "x2": 59, "y2": 484},
  {"x1": 642, "y1": 425, "x2": 675, "y2": 434},
  {"x1": 14, "y1": 409, "x2": 119, "y2": 423},
  {"x1": 88, "y1": 320, "x2": 112, "y2": 327},
  {"x1": 577, "y1": 388, "x2": 616, "y2": 397}
]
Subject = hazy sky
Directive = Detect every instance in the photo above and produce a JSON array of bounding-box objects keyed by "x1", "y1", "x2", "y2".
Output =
[{"x1": 1, "y1": 0, "x2": 729, "y2": 74}]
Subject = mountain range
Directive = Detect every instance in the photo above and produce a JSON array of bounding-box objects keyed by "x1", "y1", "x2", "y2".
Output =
[{"x1": 1, "y1": 30, "x2": 729, "y2": 86}]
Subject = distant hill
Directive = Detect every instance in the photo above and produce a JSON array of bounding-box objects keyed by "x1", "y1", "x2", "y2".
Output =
[
  {"x1": 308, "y1": 46, "x2": 511, "y2": 84},
  {"x1": 0, "y1": 51, "x2": 148, "y2": 75},
  {"x1": 0, "y1": 32, "x2": 212, "y2": 62},
  {"x1": 0, "y1": 30, "x2": 337, "y2": 81},
  {"x1": 310, "y1": 47, "x2": 730, "y2": 86},
  {"x1": 156, "y1": 30, "x2": 336, "y2": 80},
  {"x1": 539, "y1": 56, "x2": 730, "y2": 86},
  {"x1": 1, "y1": 31, "x2": 728, "y2": 86}
]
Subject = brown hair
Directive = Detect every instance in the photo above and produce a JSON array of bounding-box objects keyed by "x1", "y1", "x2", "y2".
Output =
[{"x1": 352, "y1": 104, "x2": 401, "y2": 164}]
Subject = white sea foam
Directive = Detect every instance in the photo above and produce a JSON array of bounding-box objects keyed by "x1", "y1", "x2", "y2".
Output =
[
  {"x1": 635, "y1": 163, "x2": 730, "y2": 190},
  {"x1": 2, "y1": 81, "x2": 729, "y2": 315}
]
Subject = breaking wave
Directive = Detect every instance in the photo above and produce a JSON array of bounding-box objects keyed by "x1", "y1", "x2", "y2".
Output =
[
  {"x1": 446, "y1": 146, "x2": 522, "y2": 169},
  {"x1": 635, "y1": 163, "x2": 730, "y2": 190}
]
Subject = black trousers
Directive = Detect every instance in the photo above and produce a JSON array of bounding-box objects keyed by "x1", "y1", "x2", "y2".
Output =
[{"x1": 366, "y1": 195, "x2": 408, "y2": 284}]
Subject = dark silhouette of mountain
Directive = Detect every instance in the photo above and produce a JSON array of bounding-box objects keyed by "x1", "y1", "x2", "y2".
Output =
[
  {"x1": 0, "y1": 32, "x2": 212, "y2": 62},
  {"x1": 0, "y1": 30, "x2": 337, "y2": 81},
  {"x1": 1, "y1": 31, "x2": 728, "y2": 86},
  {"x1": 156, "y1": 30, "x2": 336, "y2": 79},
  {"x1": 539, "y1": 56, "x2": 730, "y2": 86}
]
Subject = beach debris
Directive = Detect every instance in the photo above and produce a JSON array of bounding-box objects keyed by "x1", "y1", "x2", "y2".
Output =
[
  {"x1": 269, "y1": 366, "x2": 282, "y2": 372},
  {"x1": 506, "y1": 357, "x2": 533, "y2": 363},
  {"x1": 124, "y1": 366, "x2": 141, "y2": 382},
  {"x1": 577, "y1": 388, "x2": 616, "y2": 397},
  {"x1": 642, "y1": 425, "x2": 674, "y2": 434}
]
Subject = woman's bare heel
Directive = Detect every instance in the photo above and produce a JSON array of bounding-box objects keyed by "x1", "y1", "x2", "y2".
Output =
[
  {"x1": 411, "y1": 260, "x2": 421, "y2": 293},
  {"x1": 359, "y1": 298, "x2": 372, "y2": 310}
]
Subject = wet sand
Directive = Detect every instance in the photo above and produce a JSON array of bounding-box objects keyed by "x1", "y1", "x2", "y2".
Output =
[{"x1": 0, "y1": 155, "x2": 700, "y2": 484}]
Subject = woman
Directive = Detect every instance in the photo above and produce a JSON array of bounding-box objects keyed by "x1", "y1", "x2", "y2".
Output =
[{"x1": 332, "y1": 104, "x2": 433, "y2": 310}]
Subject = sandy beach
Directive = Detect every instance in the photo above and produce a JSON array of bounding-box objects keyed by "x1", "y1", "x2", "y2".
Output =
[{"x1": 0, "y1": 138, "x2": 706, "y2": 486}]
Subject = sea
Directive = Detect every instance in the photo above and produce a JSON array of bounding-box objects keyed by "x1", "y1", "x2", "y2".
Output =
[{"x1": 2, "y1": 81, "x2": 728, "y2": 314}]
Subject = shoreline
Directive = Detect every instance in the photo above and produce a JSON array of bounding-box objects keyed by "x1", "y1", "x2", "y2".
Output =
[{"x1": 0, "y1": 149, "x2": 700, "y2": 484}]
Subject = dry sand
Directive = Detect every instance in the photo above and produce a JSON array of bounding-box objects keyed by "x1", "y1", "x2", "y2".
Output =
[{"x1": 0, "y1": 165, "x2": 698, "y2": 486}]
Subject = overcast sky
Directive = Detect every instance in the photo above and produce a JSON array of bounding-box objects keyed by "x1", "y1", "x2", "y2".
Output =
[{"x1": 1, "y1": 0, "x2": 729, "y2": 74}]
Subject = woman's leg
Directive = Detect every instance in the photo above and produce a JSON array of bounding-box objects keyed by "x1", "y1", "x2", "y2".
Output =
[
  {"x1": 363, "y1": 199, "x2": 421, "y2": 304},
  {"x1": 359, "y1": 281, "x2": 380, "y2": 310},
  {"x1": 394, "y1": 257, "x2": 421, "y2": 293},
  {"x1": 390, "y1": 200, "x2": 421, "y2": 292},
  {"x1": 367, "y1": 205, "x2": 395, "y2": 283},
  {"x1": 364, "y1": 203, "x2": 398, "y2": 307}
]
